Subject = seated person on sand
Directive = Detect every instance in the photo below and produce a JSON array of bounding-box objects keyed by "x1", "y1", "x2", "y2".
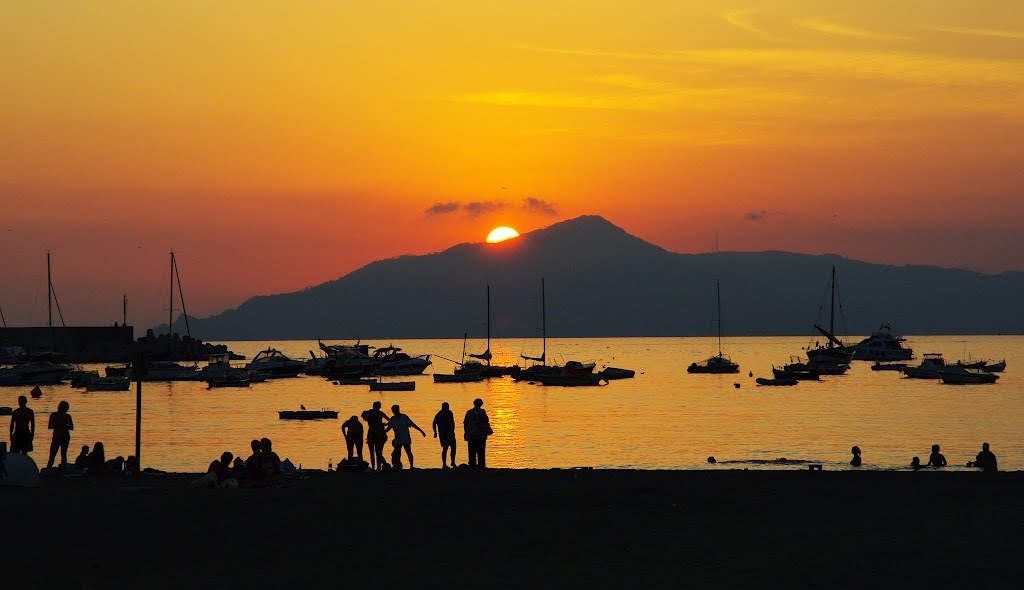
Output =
[
  {"x1": 968, "y1": 443, "x2": 997, "y2": 472},
  {"x1": 87, "y1": 442, "x2": 110, "y2": 475},
  {"x1": 208, "y1": 452, "x2": 237, "y2": 483},
  {"x1": 124, "y1": 455, "x2": 140, "y2": 476},
  {"x1": 926, "y1": 445, "x2": 947, "y2": 467},
  {"x1": 74, "y1": 445, "x2": 90, "y2": 469},
  {"x1": 245, "y1": 439, "x2": 264, "y2": 482},
  {"x1": 259, "y1": 438, "x2": 282, "y2": 478},
  {"x1": 850, "y1": 446, "x2": 862, "y2": 467}
]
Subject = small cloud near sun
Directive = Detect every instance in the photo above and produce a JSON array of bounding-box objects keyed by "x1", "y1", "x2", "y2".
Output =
[
  {"x1": 425, "y1": 201, "x2": 460, "y2": 216},
  {"x1": 486, "y1": 227, "x2": 520, "y2": 243},
  {"x1": 521, "y1": 197, "x2": 558, "y2": 216},
  {"x1": 464, "y1": 201, "x2": 507, "y2": 217}
]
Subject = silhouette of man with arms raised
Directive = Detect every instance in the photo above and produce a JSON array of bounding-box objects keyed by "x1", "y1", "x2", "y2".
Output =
[
  {"x1": 432, "y1": 402, "x2": 457, "y2": 468},
  {"x1": 464, "y1": 398, "x2": 492, "y2": 468},
  {"x1": 9, "y1": 395, "x2": 35, "y2": 454},
  {"x1": 384, "y1": 404, "x2": 425, "y2": 469},
  {"x1": 361, "y1": 401, "x2": 389, "y2": 470}
]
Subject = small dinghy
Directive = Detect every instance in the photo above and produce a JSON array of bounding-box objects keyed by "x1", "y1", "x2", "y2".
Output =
[
  {"x1": 871, "y1": 362, "x2": 908, "y2": 371},
  {"x1": 279, "y1": 407, "x2": 339, "y2": 420},
  {"x1": 334, "y1": 378, "x2": 376, "y2": 386},
  {"x1": 208, "y1": 374, "x2": 251, "y2": 388},
  {"x1": 772, "y1": 368, "x2": 820, "y2": 381},
  {"x1": 434, "y1": 372, "x2": 483, "y2": 383},
  {"x1": 87, "y1": 376, "x2": 131, "y2": 391},
  {"x1": 756, "y1": 377, "x2": 798, "y2": 386},
  {"x1": 982, "y1": 360, "x2": 1006, "y2": 373},
  {"x1": 601, "y1": 367, "x2": 635, "y2": 380},
  {"x1": 369, "y1": 381, "x2": 416, "y2": 392}
]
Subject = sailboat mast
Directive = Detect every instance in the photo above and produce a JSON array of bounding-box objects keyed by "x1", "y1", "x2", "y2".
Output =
[
  {"x1": 486, "y1": 284, "x2": 492, "y2": 366},
  {"x1": 716, "y1": 281, "x2": 723, "y2": 357},
  {"x1": 169, "y1": 251, "x2": 175, "y2": 362},
  {"x1": 123, "y1": 294, "x2": 128, "y2": 326},
  {"x1": 47, "y1": 251, "x2": 53, "y2": 329},
  {"x1": 541, "y1": 277, "x2": 546, "y2": 362},
  {"x1": 829, "y1": 266, "x2": 836, "y2": 347}
]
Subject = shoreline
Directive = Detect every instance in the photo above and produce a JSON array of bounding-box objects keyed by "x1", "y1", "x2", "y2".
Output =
[{"x1": 7, "y1": 469, "x2": 1020, "y2": 588}]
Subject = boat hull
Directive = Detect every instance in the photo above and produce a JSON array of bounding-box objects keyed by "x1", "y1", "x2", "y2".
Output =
[
  {"x1": 279, "y1": 410, "x2": 338, "y2": 420},
  {"x1": 369, "y1": 382, "x2": 416, "y2": 391},
  {"x1": 756, "y1": 377, "x2": 798, "y2": 386},
  {"x1": 434, "y1": 373, "x2": 483, "y2": 383}
]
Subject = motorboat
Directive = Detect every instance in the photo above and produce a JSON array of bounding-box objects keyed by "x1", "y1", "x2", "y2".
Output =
[
  {"x1": 902, "y1": 354, "x2": 946, "y2": 379},
  {"x1": 938, "y1": 365, "x2": 999, "y2": 385},
  {"x1": 851, "y1": 324, "x2": 914, "y2": 361},
  {"x1": 372, "y1": 346, "x2": 431, "y2": 376},
  {"x1": 871, "y1": 362, "x2": 908, "y2": 371},
  {"x1": 245, "y1": 349, "x2": 305, "y2": 378},
  {"x1": 771, "y1": 367, "x2": 820, "y2": 381},
  {"x1": 982, "y1": 360, "x2": 1007, "y2": 373},
  {"x1": 136, "y1": 360, "x2": 202, "y2": 382},
  {"x1": 207, "y1": 373, "x2": 252, "y2": 388},
  {"x1": 369, "y1": 381, "x2": 416, "y2": 392},
  {"x1": 279, "y1": 408, "x2": 339, "y2": 420},
  {"x1": 0, "y1": 361, "x2": 73, "y2": 386},
  {"x1": 783, "y1": 357, "x2": 849, "y2": 376},
  {"x1": 87, "y1": 376, "x2": 131, "y2": 392},
  {"x1": 806, "y1": 267, "x2": 855, "y2": 364},
  {"x1": 533, "y1": 361, "x2": 605, "y2": 387},
  {"x1": 688, "y1": 281, "x2": 740, "y2": 374},
  {"x1": 434, "y1": 372, "x2": 484, "y2": 383},
  {"x1": 601, "y1": 367, "x2": 636, "y2": 380},
  {"x1": 69, "y1": 370, "x2": 101, "y2": 387},
  {"x1": 320, "y1": 342, "x2": 378, "y2": 379},
  {"x1": 756, "y1": 377, "x2": 798, "y2": 386}
]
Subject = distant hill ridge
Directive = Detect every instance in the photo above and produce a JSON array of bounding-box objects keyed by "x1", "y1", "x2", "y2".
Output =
[{"x1": 156, "y1": 215, "x2": 1024, "y2": 339}]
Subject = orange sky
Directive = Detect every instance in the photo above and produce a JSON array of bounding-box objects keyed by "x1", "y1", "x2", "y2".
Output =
[{"x1": 1, "y1": 1, "x2": 1022, "y2": 329}]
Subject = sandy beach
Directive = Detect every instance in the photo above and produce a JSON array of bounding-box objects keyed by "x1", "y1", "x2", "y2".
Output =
[{"x1": 5, "y1": 468, "x2": 1020, "y2": 589}]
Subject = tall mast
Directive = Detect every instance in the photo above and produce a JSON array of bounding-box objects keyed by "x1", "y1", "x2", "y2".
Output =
[
  {"x1": 829, "y1": 266, "x2": 836, "y2": 348},
  {"x1": 541, "y1": 277, "x2": 546, "y2": 362},
  {"x1": 123, "y1": 294, "x2": 128, "y2": 326},
  {"x1": 47, "y1": 251, "x2": 53, "y2": 329},
  {"x1": 169, "y1": 251, "x2": 174, "y2": 361},
  {"x1": 485, "y1": 284, "x2": 492, "y2": 366},
  {"x1": 716, "y1": 281, "x2": 723, "y2": 357}
]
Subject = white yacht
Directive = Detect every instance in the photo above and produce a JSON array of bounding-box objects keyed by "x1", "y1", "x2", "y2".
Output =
[
  {"x1": 851, "y1": 324, "x2": 914, "y2": 361},
  {"x1": 245, "y1": 349, "x2": 305, "y2": 378},
  {"x1": 902, "y1": 354, "x2": 946, "y2": 379}
]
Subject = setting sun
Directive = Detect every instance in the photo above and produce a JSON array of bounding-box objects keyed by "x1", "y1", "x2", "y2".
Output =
[{"x1": 486, "y1": 226, "x2": 520, "y2": 243}]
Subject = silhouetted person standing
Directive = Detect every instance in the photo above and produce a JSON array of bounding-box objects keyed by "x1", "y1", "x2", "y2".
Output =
[
  {"x1": 46, "y1": 400, "x2": 73, "y2": 469},
  {"x1": 926, "y1": 444, "x2": 946, "y2": 467},
  {"x1": 342, "y1": 415, "x2": 364, "y2": 462},
  {"x1": 971, "y1": 443, "x2": 998, "y2": 472},
  {"x1": 464, "y1": 398, "x2": 492, "y2": 468},
  {"x1": 384, "y1": 404, "x2": 425, "y2": 469},
  {"x1": 362, "y1": 401, "x2": 389, "y2": 470},
  {"x1": 9, "y1": 395, "x2": 35, "y2": 454},
  {"x1": 850, "y1": 446, "x2": 862, "y2": 467},
  {"x1": 432, "y1": 402, "x2": 457, "y2": 468}
]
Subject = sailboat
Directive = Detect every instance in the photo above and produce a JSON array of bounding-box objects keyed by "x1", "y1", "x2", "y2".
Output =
[
  {"x1": 0, "y1": 253, "x2": 72, "y2": 386},
  {"x1": 687, "y1": 281, "x2": 739, "y2": 374},
  {"x1": 131, "y1": 252, "x2": 202, "y2": 381},
  {"x1": 456, "y1": 285, "x2": 511, "y2": 378},
  {"x1": 806, "y1": 266, "x2": 854, "y2": 365},
  {"x1": 511, "y1": 278, "x2": 559, "y2": 381},
  {"x1": 434, "y1": 333, "x2": 484, "y2": 383}
]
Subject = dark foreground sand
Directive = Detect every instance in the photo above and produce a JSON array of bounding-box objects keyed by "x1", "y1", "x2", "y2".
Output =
[{"x1": 5, "y1": 469, "x2": 1021, "y2": 589}]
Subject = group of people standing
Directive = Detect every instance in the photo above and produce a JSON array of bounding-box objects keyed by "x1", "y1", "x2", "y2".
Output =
[{"x1": 341, "y1": 398, "x2": 492, "y2": 470}]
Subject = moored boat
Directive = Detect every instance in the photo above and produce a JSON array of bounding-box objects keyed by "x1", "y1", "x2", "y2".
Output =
[
  {"x1": 938, "y1": 365, "x2": 999, "y2": 385},
  {"x1": 601, "y1": 367, "x2": 635, "y2": 380},
  {"x1": 372, "y1": 346, "x2": 431, "y2": 376},
  {"x1": 0, "y1": 361, "x2": 73, "y2": 386},
  {"x1": 369, "y1": 381, "x2": 416, "y2": 392},
  {"x1": 279, "y1": 408, "x2": 339, "y2": 420},
  {"x1": 533, "y1": 361, "x2": 605, "y2": 387},
  {"x1": 86, "y1": 376, "x2": 131, "y2": 391},
  {"x1": 245, "y1": 349, "x2": 305, "y2": 378},
  {"x1": 772, "y1": 367, "x2": 820, "y2": 381},
  {"x1": 982, "y1": 360, "x2": 1007, "y2": 373},
  {"x1": 434, "y1": 372, "x2": 483, "y2": 383},
  {"x1": 756, "y1": 377, "x2": 798, "y2": 386},
  {"x1": 688, "y1": 281, "x2": 740, "y2": 374},
  {"x1": 806, "y1": 267, "x2": 854, "y2": 364},
  {"x1": 871, "y1": 362, "x2": 908, "y2": 371},
  {"x1": 851, "y1": 324, "x2": 914, "y2": 361},
  {"x1": 902, "y1": 353, "x2": 946, "y2": 379}
]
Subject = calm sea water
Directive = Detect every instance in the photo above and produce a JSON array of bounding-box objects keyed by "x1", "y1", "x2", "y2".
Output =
[{"x1": 4, "y1": 336, "x2": 1021, "y2": 472}]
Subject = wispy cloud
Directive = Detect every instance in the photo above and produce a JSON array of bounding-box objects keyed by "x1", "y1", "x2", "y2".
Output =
[
  {"x1": 797, "y1": 18, "x2": 908, "y2": 41},
  {"x1": 457, "y1": 86, "x2": 805, "y2": 112},
  {"x1": 463, "y1": 201, "x2": 507, "y2": 216},
  {"x1": 923, "y1": 24, "x2": 1024, "y2": 41},
  {"x1": 722, "y1": 10, "x2": 781, "y2": 42},
  {"x1": 744, "y1": 209, "x2": 770, "y2": 221},
  {"x1": 521, "y1": 197, "x2": 558, "y2": 216},
  {"x1": 425, "y1": 201, "x2": 459, "y2": 216}
]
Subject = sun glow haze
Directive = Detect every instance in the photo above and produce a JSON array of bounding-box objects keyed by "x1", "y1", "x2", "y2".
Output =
[{"x1": 487, "y1": 227, "x2": 521, "y2": 243}]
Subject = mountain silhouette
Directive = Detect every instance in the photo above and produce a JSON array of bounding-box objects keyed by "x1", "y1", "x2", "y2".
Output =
[{"x1": 158, "y1": 215, "x2": 1024, "y2": 339}]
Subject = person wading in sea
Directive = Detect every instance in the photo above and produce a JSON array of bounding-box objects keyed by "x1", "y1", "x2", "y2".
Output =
[
  {"x1": 361, "y1": 401, "x2": 389, "y2": 470},
  {"x1": 432, "y1": 402, "x2": 457, "y2": 469},
  {"x1": 9, "y1": 395, "x2": 35, "y2": 454},
  {"x1": 463, "y1": 398, "x2": 493, "y2": 469},
  {"x1": 46, "y1": 400, "x2": 74, "y2": 469},
  {"x1": 384, "y1": 404, "x2": 425, "y2": 470}
]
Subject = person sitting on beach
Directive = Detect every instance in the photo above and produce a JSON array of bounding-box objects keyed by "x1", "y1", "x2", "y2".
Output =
[
  {"x1": 432, "y1": 402, "x2": 457, "y2": 469},
  {"x1": 384, "y1": 405, "x2": 426, "y2": 470},
  {"x1": 926, "y1": 445, "x2": 947, "y2": 467},
  {"x1": 46, "y1": 401, "x2": 74, "y2": 470},
  {"x1": 87, "y1": 442, "x2": 110, "y2": 475},
  {"x1": 969, "y1": 443, "x2": 998, "y2": 472},
  {"x1": 911, "y1": 456, "x2": 924, "y2": 470},
  {"x1": 74, "y1": 445, "x2": 90, "y2": 468},
  {"x1": 342, "y1": 416, "x2": 364, "y2": 462},
  {"x1": 124, "y1": 455, "x2": 140, "y2": 476},
  {"x1": 361, "y1": 401, "x2": 389, "y2": 471},
  {"x1": 209, "y1": 451, "x2": 236, "y2": 482},
  {"x1": 245, "y1": 439, "x2": 264, "y2": 481},
  {"x1": 850, "y1": 446, "x2": 862, "y2": 467},
  {"x1": 260, "y1": 438, "x2": 282, "y2": 477},
  {"x1": 9, "y1": 395, "x2": 35, "y2": 455}
]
